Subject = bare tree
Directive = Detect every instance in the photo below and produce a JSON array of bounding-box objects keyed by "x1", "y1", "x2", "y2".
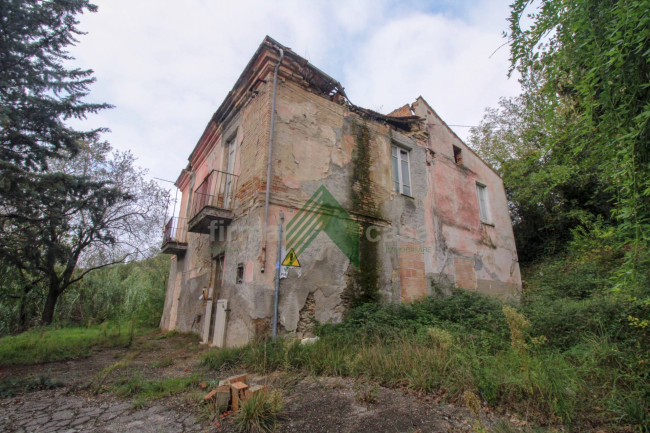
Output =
[{"x1": 0, "y1": 142, "x2": 168, "y2": 324}]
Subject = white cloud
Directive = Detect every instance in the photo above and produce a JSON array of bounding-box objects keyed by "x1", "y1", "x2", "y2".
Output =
[
  {"x1": 343, "y1": 2, "x2": 520, "y2": 132},
  {"x1": 68, "y1": 0, "x2": 520, "y2": 189}
]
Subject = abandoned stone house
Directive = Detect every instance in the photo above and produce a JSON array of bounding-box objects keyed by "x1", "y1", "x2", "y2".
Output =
[{"x1": 159, "y1": 36, "x2": 522, "y2": 347}]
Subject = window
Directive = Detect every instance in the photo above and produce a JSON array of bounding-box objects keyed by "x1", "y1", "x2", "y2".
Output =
[
  {"x1": 391, "y1": 145, "x2": 412, "y2": 196},
  {"x1": 476, "y1": 183, "x2": 489, "y2": 223},
  {"x1": 236, "y1": 263, "x2": 244, "y2": 284},
  {"x1": 224, "y1": 135, "x2": 237, "y2": 208},
  {"x1": 453, "y1": 145, "x2": 463, "y2": 165}
]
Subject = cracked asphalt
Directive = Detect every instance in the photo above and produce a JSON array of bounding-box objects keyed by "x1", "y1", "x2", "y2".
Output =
[{"x1": 0, "y1": 388, "x2": 205, "y2": 433}]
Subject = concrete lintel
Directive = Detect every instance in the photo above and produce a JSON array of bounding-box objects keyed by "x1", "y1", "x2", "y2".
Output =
[{"x1": 390, "y1": 130, "x2": 416, "y2": 150}]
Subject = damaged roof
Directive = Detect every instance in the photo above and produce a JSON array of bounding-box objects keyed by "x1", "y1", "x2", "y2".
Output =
[
  {"x1": 180, "y1": 36, "x2": 425, "y2": 185},
  {"x1": 211, "y1": 35, "x2": 427, "y2": 132}
]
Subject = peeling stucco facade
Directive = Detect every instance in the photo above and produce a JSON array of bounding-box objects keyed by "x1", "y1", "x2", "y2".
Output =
[{"x1": 160, "y1": 37, "x2": 522, "y2": 347}]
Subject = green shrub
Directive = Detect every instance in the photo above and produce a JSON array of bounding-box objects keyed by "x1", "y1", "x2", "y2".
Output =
[
  {"x1": 329, "y1": 289, "x2": 510, "y2": 344},
  {"x1": 56, "y1": 255, "x2": 169, "y2": 327}
]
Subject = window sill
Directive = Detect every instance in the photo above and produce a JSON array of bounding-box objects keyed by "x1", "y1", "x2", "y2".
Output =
[
  {"x1": 481, "y1": 221, "x2": 495, "y2": 227},
  {"x1": 397, "y1": 192, "x2": 414, "y2": 199}
]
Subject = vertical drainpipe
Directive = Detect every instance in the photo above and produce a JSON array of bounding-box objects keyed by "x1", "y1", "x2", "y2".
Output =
[
  {"x1": 272, "y1": 211, "x2": 284, "y2": 338},
  {"x1": 261, "y1": 46, "x2": 284, "y2": 273}
]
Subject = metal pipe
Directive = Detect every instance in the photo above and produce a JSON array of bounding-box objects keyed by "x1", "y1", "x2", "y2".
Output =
[
  {"x1": 272, "y1": 210, "x2": 284, "y2": 339},
  {"x1": 261, "y1": 46, "x2": 284, "y2": 273}
]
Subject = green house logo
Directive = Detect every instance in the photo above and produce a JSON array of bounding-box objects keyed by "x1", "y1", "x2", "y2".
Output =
[{"x1": 285, "y1": 186, "x2": 360, "y2": 267}]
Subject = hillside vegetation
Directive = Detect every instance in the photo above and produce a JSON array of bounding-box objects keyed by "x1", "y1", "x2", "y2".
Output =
[{"x1": 202, "y1": 250, "x2": 648, "y2": 430}]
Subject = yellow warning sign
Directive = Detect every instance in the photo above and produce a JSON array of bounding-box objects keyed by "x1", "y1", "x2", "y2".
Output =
[{"x1": 281, "y1": 248, "x2": 301, "y2": 267}]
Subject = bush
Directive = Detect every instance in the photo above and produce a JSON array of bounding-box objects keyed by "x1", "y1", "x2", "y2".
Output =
[
  {"x1": 200, "y1": 346, "x2": 244, "y2": 371},
  {"x1": 329, "y1": 289, "x2": 510, "y2": 343},
  {"x1": 0, "y1": 255, "x2": 169, "y2": 335}
]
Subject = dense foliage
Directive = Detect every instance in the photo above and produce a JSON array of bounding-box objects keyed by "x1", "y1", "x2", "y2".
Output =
[
  {"x1": 0, "y1": 0, "x2": 108, "y2": 171},
  {"x1": 55, "y1": 255, "x2": 170, "y2": 328},
  {"x1": 459, "y1": 1, "x2": 650, "y2": 427},
  {"x1": 0, "y1": 255, "x2": 170, "y2": 335},
  {"x1": 471, "y1": 0, "x2": 650, "y2": 286}
]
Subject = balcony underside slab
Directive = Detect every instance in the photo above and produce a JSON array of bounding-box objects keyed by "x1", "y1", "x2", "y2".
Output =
[
  {"x1": 161, "y1": 241, "x2": 188, "y2": 255},
  {"x1": 188, "y1": 206, "x2": 234, "y2": 234}
]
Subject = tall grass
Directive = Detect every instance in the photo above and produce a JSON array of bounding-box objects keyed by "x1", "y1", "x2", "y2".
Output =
[
  {"x1": 233, "y1": 389, "x2": 285, "y2": 433},
  {"x1": 56, "y1": 255, "x2": 169, "y2": 327},
  {"x1": 202, "y1": 289, "x2": 648, "y2": 430}
]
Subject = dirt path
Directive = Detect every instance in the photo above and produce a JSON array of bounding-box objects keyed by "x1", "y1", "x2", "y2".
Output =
[{"x1": 0, "y1": 332, "x2": 531, "y2": 433}]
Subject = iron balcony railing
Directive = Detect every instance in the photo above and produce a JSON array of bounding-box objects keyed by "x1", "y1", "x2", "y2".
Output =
[
  {"x1": 190, "y1": 169, "x2": 239, "y2": 221},
  {"x1": 163, "y1": 216, "x2": 188, "y2": 245}
]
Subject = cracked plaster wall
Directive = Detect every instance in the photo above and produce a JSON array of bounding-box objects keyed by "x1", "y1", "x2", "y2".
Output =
[{"x1": 161, "y1": 77, "x2": 522, "y2": 347}]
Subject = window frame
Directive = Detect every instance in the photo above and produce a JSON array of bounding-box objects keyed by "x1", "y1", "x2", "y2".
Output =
[
  {"x1": 475, "y1": 182, "x2": 490, "y2": 224},
  {"x1": 391, "y1": 144, "x2": 413, "y2": 197}
]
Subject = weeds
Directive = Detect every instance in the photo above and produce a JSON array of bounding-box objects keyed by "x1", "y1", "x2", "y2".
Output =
[
  {"x1": 353, "y1": 381, "x2": 379, "y2": 404},
  {"x1": 152, "y1": 357, "x2": 174, "y2": 368},
  {"x1": 153, "y1": 330, "x2": 180, "y2": 340},
  {"x1": 91, "y1": 351, "x2": 140, "y2": 393},
  {"x1": 232, "y1": 389, "x2": 285, "y2": 433},
  {"x1": 111, "y1": 374, "x2": 201, "y2": 407},
  {"x1": 0, "y1": 374, "x2": 62, "y2": 398},
  {"x1": 463, "y1": 390, "x2": 484, "y2": 431},
  {"x1": 201, "y1": 346, "x2": 244, "y2": 371}
]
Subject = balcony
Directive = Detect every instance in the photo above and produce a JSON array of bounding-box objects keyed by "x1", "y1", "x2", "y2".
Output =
[
  {"x1": 188, "y1": 170, "x2": 238, "y2": 234},
  {"x1": 161, "y1": 217, "x2": 188, "y2": 255}
]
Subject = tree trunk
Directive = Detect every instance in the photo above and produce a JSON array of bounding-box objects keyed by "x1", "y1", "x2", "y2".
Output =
[
  {"x1": 18, "y1": 289, "x2": 28, "y2": 330},
  {"x1": 41, "y1": 281, "x2": 60, "y2": 325}
]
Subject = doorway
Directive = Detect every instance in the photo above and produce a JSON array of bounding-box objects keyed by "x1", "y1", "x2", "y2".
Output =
[{"x1": 202, "y1": 254, "x2": 224, "y2": 344}]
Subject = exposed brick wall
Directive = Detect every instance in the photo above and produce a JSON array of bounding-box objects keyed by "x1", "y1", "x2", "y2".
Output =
[
  {"x1": 235, "y1": 176, "x2": 262, "y2": 203},
  {"x1": 398, "y1": 242, "x2": 427, "y2": 302},
  {"x1": 387, "y1": 104, "x2": 412, "y2": 117},
  {"x1": 235, "y1": 73, "x2": 272, "y2": 205},
  {"x1": 454, "y1": 256, "x2": 477, "y2": 290}
]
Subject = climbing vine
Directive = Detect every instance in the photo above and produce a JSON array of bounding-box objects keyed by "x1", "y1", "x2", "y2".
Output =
[{"x1": 344, "y1": 120, "x2": 381, "y2": 308}]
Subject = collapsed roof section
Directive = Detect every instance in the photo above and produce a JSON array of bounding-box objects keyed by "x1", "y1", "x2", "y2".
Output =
[{"x1": 178, "y1": 36, "x2": 426, "y2": 186}]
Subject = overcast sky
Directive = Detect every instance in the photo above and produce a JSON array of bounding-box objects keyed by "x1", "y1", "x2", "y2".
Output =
[{"x1": 69, "y1": 0, "x2": 521, "y2": 191}]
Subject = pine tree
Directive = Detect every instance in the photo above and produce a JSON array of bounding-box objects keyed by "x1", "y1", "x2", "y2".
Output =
[{"x1": 0, "y1": 0, "x2": 110, "y2": 174}]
